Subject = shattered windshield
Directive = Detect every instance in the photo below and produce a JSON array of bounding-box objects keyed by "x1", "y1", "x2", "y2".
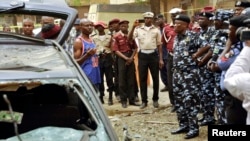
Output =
[{"x1": 0, "y1": 45, "x2": 67, "y2": 71}]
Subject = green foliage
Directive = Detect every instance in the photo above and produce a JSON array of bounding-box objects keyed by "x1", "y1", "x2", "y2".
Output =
[{"x1": 73, "y1": 0, "x2": 81, "y2": 5}]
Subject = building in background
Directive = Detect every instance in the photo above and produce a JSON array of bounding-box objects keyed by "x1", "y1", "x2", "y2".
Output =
[
  {"x1": 88, "y1": 4, "x2": 150, "y2": 28},
  {"x1": 66, "y1": 0, "x2": 236, "y2": 22}
]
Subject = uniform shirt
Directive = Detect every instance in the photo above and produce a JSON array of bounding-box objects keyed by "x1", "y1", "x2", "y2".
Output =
[
  {"x1": 133, "y1": 25, "x2": 161, "y2": 50},
  {"x1": 112, "y1": 31, "x2": 136, "y2": 53},
  {"x1": 173, "y1": 30, "x2": 199, "y2": 70},
  {"x1": 210, "y1": 29, "x2": 228, "y2": 63},
  {"x1": 92, "y1": 34, "x2": 112, "y2": 54},
  {"x1": 162, "y1": 22, "x2": 176, "y2": 52},
  {"x1": 197, "y1": 26, "x2": 216, "y2": 48}
]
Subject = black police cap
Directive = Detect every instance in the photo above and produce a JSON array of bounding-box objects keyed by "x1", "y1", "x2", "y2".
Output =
[
  {"x1": 174, "y1": 14, "x2": 190, "y2": 23},
  {"x1": 234, "y1": 0, "x2": 250, "y2": 8},
  {"x1": 235, "y1": 0, "x2": 250, "y2": 8},
  {"x1": 156, "y1": 14, "x2": 164, "y2": 19},
  {"x1": 199, "y1": 12, "x2": 214, "y2": 19},
  {"x1": 229, "y1": 15, "x2": 248, "y2": 27}
]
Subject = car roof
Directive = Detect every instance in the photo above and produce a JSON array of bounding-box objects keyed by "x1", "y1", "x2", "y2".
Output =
[{"x1": 0, "y1": 0, "x2": 78, "y2": 45}]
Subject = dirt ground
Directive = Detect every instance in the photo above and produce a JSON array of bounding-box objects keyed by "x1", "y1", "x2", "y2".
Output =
[{"x1": 103, "y1": 82, "x2": 208, "y2": 141}]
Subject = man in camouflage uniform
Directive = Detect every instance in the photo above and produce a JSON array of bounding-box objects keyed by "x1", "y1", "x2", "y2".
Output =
[
  {"x1": 218, "y1": 15, "x2": 248, "y2": 124},
  {"x1": 207, "y1": 9, "x2": 233, "y2": 125},
  {"x1": 192, "y1": 11, "x2": 217, "y2": 126},
  {"x1": 171, "y1": 14, "x2": 200, "y2": 139}
]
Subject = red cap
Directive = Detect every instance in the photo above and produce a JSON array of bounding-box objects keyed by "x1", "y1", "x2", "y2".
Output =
[
  {"x1": 108, "y1": 18, "x2": 120, "y2": 25},
  {"x1": 94, "y1": 21, "x2": 108, "y2": 29},
  {"x1": 119, "y1": 20, "x2": 129, "y2": 25},
  {"x1": 201, "y1": 6, "x2": 215, "y2": 13}
]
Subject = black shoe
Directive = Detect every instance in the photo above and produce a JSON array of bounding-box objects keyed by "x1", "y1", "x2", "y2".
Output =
[
  {"x1": 129, "y1": 102, "x2": 140, "y2": 106},
  {"x1": 108, "y1": 99, "x2": 113, "y2": 105},
  {"x1": 170, "y1": 106, "x2": 177, "y2": 113},
  {"x1": 171, "y1": 126, "x2": 189, "y2": 134},
  {"x1": 140, "y1": 103, "x2": 147, "y2": 109},
  {"x1": 200, "y1": 119, "x2": 215, "y2": 126},
  {"x1": 99, "y1": 96, "x2": 104, "y2": 104},
  {"x1": 160, "y1": 86, "x2": 168, "y2": 92},
  {"x1": 184, "y1": 131, "x2": 199, "y2": 139},
  {"x1": 153, "y1": 101, "x2": 159, "y2": 108},
  {"x1": 122, "y1": 102, "x2": 127, "y2": 108}
]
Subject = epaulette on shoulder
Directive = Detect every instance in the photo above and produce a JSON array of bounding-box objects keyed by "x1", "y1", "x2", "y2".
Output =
[{"x1": 135, "y1": 25, "x2": 142, "y2": 29}]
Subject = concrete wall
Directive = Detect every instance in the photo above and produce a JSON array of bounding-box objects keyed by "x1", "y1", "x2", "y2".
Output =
[
  {"x1": 88, "y1": 4, "x2": 151, "y2": 30},
  {"x1": 71, "y1": 6, "x2": 89, "y2": 19}
]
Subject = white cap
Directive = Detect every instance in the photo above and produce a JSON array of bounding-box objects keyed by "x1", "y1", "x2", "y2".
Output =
[
  {"x1": 142, "y1": 12, "x2": 154, "y2": 18},
  {"x1": 169, "y1": 8, "x2": 182, "y2": 14}
]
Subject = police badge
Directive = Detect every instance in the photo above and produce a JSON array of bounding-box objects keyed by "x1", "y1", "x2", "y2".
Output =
[{"x1": 236, "y1": 1, "x2": 241, "y2": 6}]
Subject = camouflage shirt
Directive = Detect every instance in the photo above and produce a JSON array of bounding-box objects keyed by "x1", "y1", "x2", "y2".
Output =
[
  {"x1": 210, "y1": 29, "x2": 228, "y2": 63},
  {"x1": 173, "y1": 30, "x2": 199, "y2": 70},
  {"x1": 196, "y1": 26, "x2": 216, "y2": 48}
]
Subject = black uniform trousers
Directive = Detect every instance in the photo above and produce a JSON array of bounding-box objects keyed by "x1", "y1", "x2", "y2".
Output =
[
  {"x1": 167, "y1": 52, "x2": 174, "y2": 105},
  {"x1": 117, "y1": 52, "x2": 136, "y2": 103},
  {"x1": 99, "y1": 53, "x2": 114, "y2": 96},
  {"x1": 138, "y1": 51, "x2": 159, "y2": 104}
]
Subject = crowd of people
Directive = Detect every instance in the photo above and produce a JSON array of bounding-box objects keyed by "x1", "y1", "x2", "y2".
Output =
[
  {"x1": 169, "y1": 0, "x2": 250, "y2": 139},
  {"x1": 71, "y1": 0, "x2": 250, "y2": 139}
]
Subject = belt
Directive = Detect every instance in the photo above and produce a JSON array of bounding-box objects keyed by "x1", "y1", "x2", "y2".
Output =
[{"x1": 140, "y1": 49, "x2": 155, "y2": 54}]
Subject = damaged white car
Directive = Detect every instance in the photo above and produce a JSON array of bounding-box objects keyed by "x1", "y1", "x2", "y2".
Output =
[{"x1": 0, "y1": 0, "x2": 118, "y2": 141}]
